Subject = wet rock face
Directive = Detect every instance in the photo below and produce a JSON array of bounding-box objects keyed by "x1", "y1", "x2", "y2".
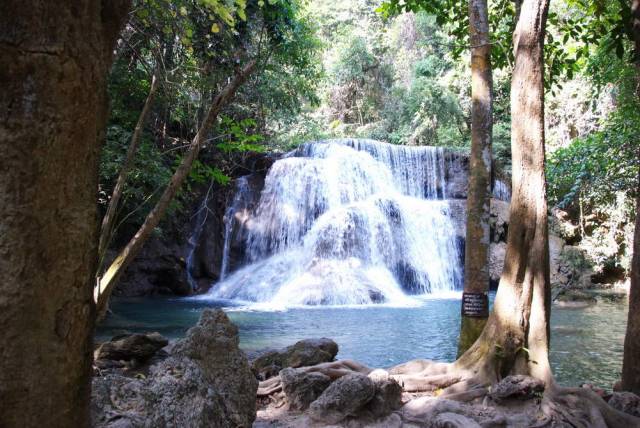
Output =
[
  {"x1": 91, "y1": 309, "x2": 258, "y2": 428},
  {"x1": 251, "y1": 338, "x2": 339, "y2": 380},
  {"x1": 114, "y1": 249, "x2": 191, "y2": 297},
  {"x1": 113, "y1": 152, "x2": 275, "y2": 298}
]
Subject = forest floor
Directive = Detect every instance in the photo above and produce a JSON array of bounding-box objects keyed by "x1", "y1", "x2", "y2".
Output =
[{"x1": 254, "y1": 376, "x2": 640, "y2": 427}]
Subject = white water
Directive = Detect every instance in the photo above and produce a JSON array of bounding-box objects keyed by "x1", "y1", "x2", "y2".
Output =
[
  {"x1": 201, "y1": 139, "x2": 463, "y2": 308},
  {"x1": 186, "y1": 183, "x2": 214, "y2": 291},
  {"x1": 220, "y1": 176, "x2": 251, "y2": 280}
]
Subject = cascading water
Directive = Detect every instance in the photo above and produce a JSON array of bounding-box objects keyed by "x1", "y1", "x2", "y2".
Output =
[
  {"x1": 203, "y1": 139, "x2": 463, "y2": 307},
  {"x1": 219, "y1": 176, "x2": 251, "y2": 280},
  {"x1": 186, "y1": 182, "x2": 214, "y2": 291}
]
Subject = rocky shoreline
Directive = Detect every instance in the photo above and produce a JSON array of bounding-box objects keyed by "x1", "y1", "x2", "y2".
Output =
[
  {"x1": 92, "y1": 310, "x2": 640, "y2": 427},
  {"x1": 92, "y1": 309, "x2": 258, "y2": 427}
]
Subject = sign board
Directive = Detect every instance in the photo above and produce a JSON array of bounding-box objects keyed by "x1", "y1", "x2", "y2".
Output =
[{"x1": 461, "y1": 292, "x2": 489, "y2": 317}]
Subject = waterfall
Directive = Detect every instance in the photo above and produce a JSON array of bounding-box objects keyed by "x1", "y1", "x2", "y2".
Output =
[
  {"x1": 202, "y1": 139, "x2": 463, "y2": 307},
  {"x1": 219, "y1": 176, "x2": 251, "y2": 280},
  {"x1": 186, "y1": 182, "x2": 214, "y2": 291}
]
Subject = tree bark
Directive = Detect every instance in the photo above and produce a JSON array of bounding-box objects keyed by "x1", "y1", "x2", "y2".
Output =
[
  {"x1": 0, "y1": 1, "x2": 129, "y2": 427},
  {"x1": 622, "y1": 0, "x2": 640, "y2": 395},
  {"x1": 456, "y1": 0, "x2": 552, "y2": 385},
  {"x1": 458, "y1": 0, "x2": 493, "y2": 356},
  {"x1": 95, "y1": 60, "x2": 257, "y2": 319},
  {"x1": 623, "y1": 175, "x2": 640, "y2": 395},
  {"x1": 98, "y1": 70, "x2": 160, "y2": 264}
]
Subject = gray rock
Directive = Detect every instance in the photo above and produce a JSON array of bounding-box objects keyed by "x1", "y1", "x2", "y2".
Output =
[
  {"x1": 252, "y1": 338, "x2": 339, "y2": 380},
  {"x1": 115, "y1": 157, "x2": 273, "y2": 298},
  {"x1": 92, "y1": 358, "x2": 224, "y2": 428},
  {"x1": 489, "y1": 242, "x2": 507, "y2": 287},
  {"x1": 280, "y1": 368, "x2": 332, "y2": 410},
  {"x1": 91, "y1": 309, "x2": 258, "y2": 428},
  {"x1": 554, "y1": 289, "x2": 597, "y2": 307},
  {"x1": 363, "y1": 377, "x2": 403, "y2": 419},
  {"x1": 94, "y1": 332, "x2": 168, "y2": 362},
  {"x1": 608, "y1": 391, "x2": 640, "y2": 417},
  {"x1": 490, "y1": 199, "x2": 510, "y2": 243},
  {"x1": 308, "y1": 373, "x2": 376, "y2": 424},
  {"x1": 443, "y1": 152, "x2": 469, "y2": 199},
  {"x1": 488, "y1": 375, "x2": 545, "y2": 402}
]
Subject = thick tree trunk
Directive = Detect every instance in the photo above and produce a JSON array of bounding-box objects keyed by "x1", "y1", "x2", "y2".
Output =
[
  {"x1": 98, "y1": 70, "x2": 160, "y2": 264},
  {"x1": 623, "y1": 175, "x2": 640, "y2": 395},
  {"x1": 95, "y1": 60, "x2": 257, "y2": 319},
  {"x1": 0, "y1": 1, "x2": 128, "y2": 427},
  {"x1": 622, "y1": 0, "x2": 640, "y2": 395},
  {"x1": 456, "y1": 0, "x2": 552, "y2": 384},
  {"x1": 458, "y1": 0, "x2": 493, "y2": 356}
]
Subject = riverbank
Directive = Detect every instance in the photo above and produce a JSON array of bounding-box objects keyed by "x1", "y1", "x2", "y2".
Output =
[
  {"x1": 93, "y1": 309, "x2": 640, "y2": 427},
  {"x1": 97, "y1": 291, "x2": 628, "y2": 389}
]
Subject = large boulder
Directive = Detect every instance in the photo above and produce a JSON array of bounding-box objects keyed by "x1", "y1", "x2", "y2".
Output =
[
  {"x1": 490, "y1": 199, "x2": 510, "y2": 243},
  {"x1": 94, "y1": 332, "x2": 168, "y2": 363},
  {"x1": 92, "y1": 309, "x2": 258, "y2": 428},
  {"x1": 361, "y1": 369, "x2": 403, "y2": 419},
  {"x1": 280, "y1": 368, "x2": 332, "y2": 411},
  {"x1": 252, "y1": 338, "x2": 339, "y2": 380},
  {"x1": 171, "y1": 309, "x2": 258, "y2": 426},
  {"x1": 308, "y1": 373, "x2": 376, "y2": 424},
  {"x1": 92, "y1": 358, "x2": 228, "y2": 428}
]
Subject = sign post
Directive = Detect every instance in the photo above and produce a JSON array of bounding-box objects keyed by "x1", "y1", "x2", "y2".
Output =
[{"x1": 461, "y1": 292, "x2": 489, "y2": 318}]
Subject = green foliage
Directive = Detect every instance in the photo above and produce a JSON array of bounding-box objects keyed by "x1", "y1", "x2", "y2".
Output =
[
  {"x1": 545, "y1": 47, "x2": 639, "y2": 274},
  {"x1": 187, "y1": 160, "x2": 231, "y2": 185},
  {"x1": 282, "y1": 5, "x2": 472, "y2": 147},
  {"x1": 100, "y1": 125, "x2": 174, "y2": 227},
  {"x1": 215, "y1": 116, "x2": 264, "y2": 154},
  {"x1": 100, "y1": 0, "x2": 322, "y2": 241},
  {"x1": 547, "y1": 52, "x2": 639, "y2": 211},
  {"x1": 378, "y1": 0, "x2": 636, "y2": 89}
]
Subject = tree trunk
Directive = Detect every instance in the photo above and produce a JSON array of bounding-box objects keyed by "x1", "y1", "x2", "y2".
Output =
[
  {"x1": 0, "y1": 1, "x2": 129, "y2": 427},
  {"x1": 95, "y1": 60, "x2": 257, "y2": 319},
  {"x1": 458, "y1": 0, "x2": 493, "y2": 356},
  {"x1": 622, "y1": 0, "x2": 640, "y2": 395},
  {"x1": 456, "y1": 0, "x2": 552, "y2": 384},
  {"x1": 98, "y1": 70, "x2": 160, "y2": 264},
  {"x1": 623, "y1": 174, "x2": 640, "y2": 395}
]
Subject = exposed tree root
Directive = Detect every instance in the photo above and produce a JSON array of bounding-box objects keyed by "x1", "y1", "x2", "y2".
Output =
[
  {"x1": 388, "y1": 356, "x2": 490, "y2": 395},
  {"x1": 257, "y1": 359, "x2": 371, "y2": 396},
  {"x1": 538, "y1": 386, "x2": 640, "y2": 427},
  {"x1": 257, "y1": 355, "x2": 640, "y2": 427}
]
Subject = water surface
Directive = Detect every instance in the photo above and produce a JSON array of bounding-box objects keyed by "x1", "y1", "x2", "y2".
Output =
[{"x1": 98, "y1": 293, "x2": 627, "y2": 388}]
